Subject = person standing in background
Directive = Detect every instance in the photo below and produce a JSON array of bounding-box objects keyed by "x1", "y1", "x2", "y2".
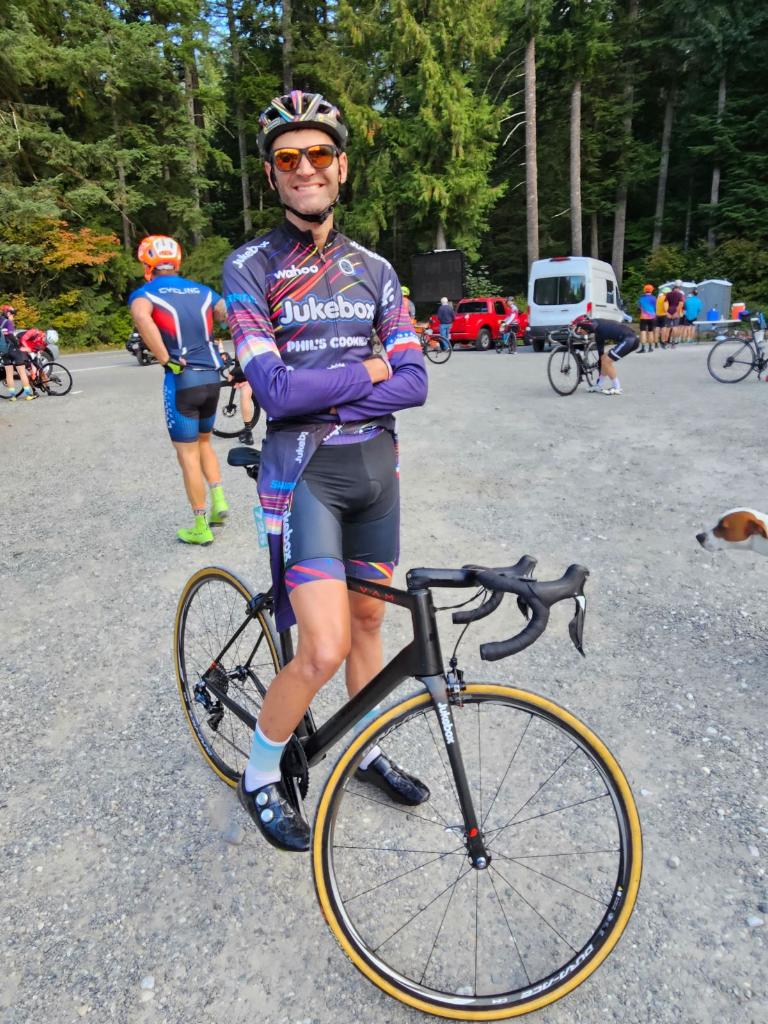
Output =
[
  {"x1": 637, "y1": 285, "x2": 657, "y2": 353},
  {"x1": 683, "y1": 288, "x2": 702, "y2": 342},
  {"x1": 665, "y1": 280, "x2": 686, "y2": 347},
  {"x1": 435, "y1": 297, "x2": 454, "y2": 352}
]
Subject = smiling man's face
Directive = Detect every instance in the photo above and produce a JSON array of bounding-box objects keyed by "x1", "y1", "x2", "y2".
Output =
[{"x1": 266, "y1": 128, "x2": 347, "y2": 224}]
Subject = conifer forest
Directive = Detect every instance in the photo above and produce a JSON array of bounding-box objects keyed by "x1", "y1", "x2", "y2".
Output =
[{"x1": 2, "y1": 0, "x2": 768, "y2": 346}]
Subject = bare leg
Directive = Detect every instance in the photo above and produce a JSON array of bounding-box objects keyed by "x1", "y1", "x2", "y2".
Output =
[
  {"x1": 172, "y1": 440, "x2": 207, "y2": 510},
  {"x1": 239, "y1": 383, "x2": 254, "y2": 426},
  {"x1": 258, "y1": 579, "x2": 351, "y2": 741},
  {"x1": 600, "y1": 354, "x2": 616, "y2": 381},
  {"x1": 345, "y1": 590, "x2": 387, "y2": 697},
  {"x1": 197, "y1": 431, "x2": 222, "y2": 485}
]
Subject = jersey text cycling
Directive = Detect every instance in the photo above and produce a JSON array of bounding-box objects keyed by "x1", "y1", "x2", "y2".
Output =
[
  {"x1": 222, "y1": 219, "x2": 427, "y2": 629},
  {"x1": 128, "y1": 274, "x2": 222, "y2": 379}
]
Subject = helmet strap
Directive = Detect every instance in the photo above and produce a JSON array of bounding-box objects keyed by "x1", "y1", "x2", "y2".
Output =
[{"x1": 280, "y1": 190, "x2": 340, "y2": 225}]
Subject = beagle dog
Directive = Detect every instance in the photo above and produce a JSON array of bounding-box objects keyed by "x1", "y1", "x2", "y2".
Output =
[{"x1": 696, "y1": 508, "x2": 768, "y2": 555}]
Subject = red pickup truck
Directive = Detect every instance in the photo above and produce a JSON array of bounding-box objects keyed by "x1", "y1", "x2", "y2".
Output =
[{"x1": 427, "y1": 297, "x2": 527, "y2": 350}]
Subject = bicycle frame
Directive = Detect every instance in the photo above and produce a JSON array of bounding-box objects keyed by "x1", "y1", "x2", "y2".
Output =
[{"x1": 202, "y1": 572, "x2": 491, "y2": 864}]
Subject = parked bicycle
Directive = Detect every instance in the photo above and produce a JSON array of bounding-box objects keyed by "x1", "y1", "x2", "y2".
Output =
[
  {"x1": 0, "y1": 352, "x2": 72, "y2": 399},
  {"x1": 546, "y1": 326, "x2": 600, "y2": 395},
  {"x1": 706, "y1": 315, "x2": 767, "y2": 383},
  {"x1": 495, "y1": 330, "x2": 517, "y2": 354},
  {"x1": 213, "y1": 360, "x2": 261, "y2": 438},
  {"x1": 174, "y1": 444, "x2": 642, "y2": 1020},
  {"x1": 420, "y1": 326, "x2": 452, "y2": 364}
]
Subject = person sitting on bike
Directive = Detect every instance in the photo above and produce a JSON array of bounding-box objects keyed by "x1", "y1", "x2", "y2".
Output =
[
  {"x1": 129, "y1": 236, "x2": 231, "y2": 545},
  {"x1": 223, "y1": 90, "x2": 429, "y2": 852},
  {"x1": 500, "y1": 299, "x2": 519, "y2": 352},
  {"x1": 573, "y1": 315, "x2": 639, "y2": 395},
  {"x1": 1, "y1": 305, "x2": 34, "y2": 401}
]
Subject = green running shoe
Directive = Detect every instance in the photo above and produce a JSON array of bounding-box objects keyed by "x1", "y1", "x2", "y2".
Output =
[
  {"x1": 209, "y1": 485, "x2": 229, "y2": 526},
  {"x1": 178, "y1": 513, "x2": 214, "y2": 546}
]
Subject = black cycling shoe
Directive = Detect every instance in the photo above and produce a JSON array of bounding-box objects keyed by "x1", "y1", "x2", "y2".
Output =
[
  {"x1": 355, "y1": 753, "x2": 430, "y2": 806},
  {"x1": 237, "y1": 776, "x2": 310, "y2": 852}
]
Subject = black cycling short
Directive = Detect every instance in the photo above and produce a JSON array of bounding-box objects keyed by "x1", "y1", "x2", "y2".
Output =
[
  {"x1": 282, "y1": 430, "x2": 399, "y2": 586},
  {"x1": 595, "y1": 326, "x2": 639, "y2": 362},
  {"x1": 163, "y1": 375, "x2": 219, "y2": 442},
  {"x1": 1, "y1": 348, "x2": 26, "y2": 367}
]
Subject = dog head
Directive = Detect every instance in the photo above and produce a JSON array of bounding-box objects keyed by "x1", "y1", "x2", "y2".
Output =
[{"x1": 696, "y1": 508, "x2": 768, "y2": 554}]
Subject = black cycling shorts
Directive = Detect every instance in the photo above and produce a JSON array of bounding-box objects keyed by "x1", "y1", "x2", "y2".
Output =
[
  {"x1": 1, "y1": 348, "x2": 26, "y2": 366},
  {"x1": 163, "y1": 375, "x2": 219, "y2": 442},
  {"x1": 283, "y1": 430, "x2": 399, "y2": 572}
]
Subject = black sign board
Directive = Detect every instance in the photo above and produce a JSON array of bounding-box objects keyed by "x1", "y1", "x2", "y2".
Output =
[{"x1": 410, "y1": 250, "x2": 465, "y2": 303}]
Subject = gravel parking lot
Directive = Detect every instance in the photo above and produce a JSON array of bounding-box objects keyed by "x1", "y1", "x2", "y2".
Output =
[{"x1": 2, "y1": 345, "x2": 766, "y2": 1024}]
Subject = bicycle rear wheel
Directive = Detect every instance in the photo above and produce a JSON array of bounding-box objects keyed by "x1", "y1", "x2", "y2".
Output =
[
  {"x1": 38, "y1": 361, "x2": 72, "y2": 396},
  {"x1": 213, "y1": 383, "x2": 261, "y2": 438},
  {"x1": 426, "y1": 342, "x2": 452, "y2": 364},
  {"x1": 174, "y1": 567, "x2": 282, "y2": 785},
  {"x1": 706, "y1": 338, "x2": 756, "y2": 383},
  {"x1": 313, "y1": 683, "x2": 641, "y2": 1019},
  {"x1": 547, "y1": 346, "x2": 581, "y2": 395}
]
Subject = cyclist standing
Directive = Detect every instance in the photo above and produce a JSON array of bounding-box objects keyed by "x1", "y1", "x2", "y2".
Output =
[
  {"x1": 1, "y1": 305, "x2": 34, "y2": 401},
  {"x1": 223, "y1": 91, "x2": 428, "y2": 852},
  {"x1": 574, "y1": 315, "x2": 639, "y2": 395},
  {"x1": 636, "y1": 284, "x2": 657, "y2": 353},
  {"x1": 129, "y1": 236, "x2": 230, "y2": 545}
]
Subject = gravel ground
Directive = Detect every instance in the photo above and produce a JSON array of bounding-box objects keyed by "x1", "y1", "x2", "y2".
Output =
[{"x1": 1, "y1": 344, "x2": 766, "y2": 1024}]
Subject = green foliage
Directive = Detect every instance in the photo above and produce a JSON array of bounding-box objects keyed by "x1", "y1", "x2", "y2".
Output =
[{"x1": 465, "y1": 264, "x2": 504, "y2": 297}]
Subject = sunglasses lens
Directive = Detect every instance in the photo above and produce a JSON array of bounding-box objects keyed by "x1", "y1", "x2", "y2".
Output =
[
  {"x1": 307, "y1": 145, "x2": 334, "y2": 168},
  {"x1": 274, "y1": 149, "x2": 301, "y2": 172}
]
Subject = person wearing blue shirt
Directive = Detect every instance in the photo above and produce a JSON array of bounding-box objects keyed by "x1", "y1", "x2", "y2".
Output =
[
  {"x1": 683, "y1": 288, "x2": 702, "y2": 342},
  {"x1": 636, "y1": 285, "x2": 657, "y2": 353},
  {"x1": 129, "y1": 235, "x2": 230, "y2": 546}
]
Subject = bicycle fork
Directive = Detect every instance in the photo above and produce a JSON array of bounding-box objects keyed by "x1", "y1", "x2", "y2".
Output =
[{"x1": 420, "y1": 672, "x2": 491, "y2": 870}]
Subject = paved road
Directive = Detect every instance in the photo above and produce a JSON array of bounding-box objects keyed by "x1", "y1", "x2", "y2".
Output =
[{"x1": 2, "y1": 346, "x2": 766, "y2": 1023}]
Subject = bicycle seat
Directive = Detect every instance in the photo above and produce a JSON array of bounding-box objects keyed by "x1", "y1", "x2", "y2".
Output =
[{"x1": 227, "y1": 446, "x2": 261, "y2": 469}]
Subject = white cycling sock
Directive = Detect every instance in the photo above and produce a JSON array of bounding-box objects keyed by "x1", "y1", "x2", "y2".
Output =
[{"x1": 244, "y1": 721, "x2": 287, "y2": 791}]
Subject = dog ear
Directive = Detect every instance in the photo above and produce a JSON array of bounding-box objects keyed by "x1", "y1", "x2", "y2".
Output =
[{"x1": 746, "y1": 517, "x2": 768, "y2": 539}]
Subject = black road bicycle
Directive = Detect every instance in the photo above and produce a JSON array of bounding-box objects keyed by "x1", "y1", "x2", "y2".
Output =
[
  {"x1": 546, "y1": 327, "x2": 600, "y2": 396},
  {"x1": 0, "y1": 352, "x2": 73, "y2": 399},
  {"x1": 173, "y1": 447, "x2": 642, "y2": 1020},
  {"x1": 213, "y1": 361, "x2": 261, "y2": 437},
  {"x1": 706, "y1": 317, "x2": 767, "y2": 383}
]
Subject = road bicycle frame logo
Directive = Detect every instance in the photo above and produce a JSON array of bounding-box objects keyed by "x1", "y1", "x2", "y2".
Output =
[{"x1": 436, "y1": 702, "x2": 455, "y2": 745}]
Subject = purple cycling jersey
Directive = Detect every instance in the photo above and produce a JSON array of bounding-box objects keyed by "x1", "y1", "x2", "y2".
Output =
[{"x1": 223, "y1": 219, "x2": 427, "y2": 629}]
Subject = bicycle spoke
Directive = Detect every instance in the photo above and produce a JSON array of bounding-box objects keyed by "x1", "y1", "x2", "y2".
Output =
[
  {"x1": 492, "y1": 848, "x2": 610, "y2": 907},
  {"x1": 489, "y1": 862, "x2": 577, "y2": 954},
  {"x1": 488, "y1": 866, "x2": 531, "y2": 985},
  {"x1": 416, "y1": 860, "x2": 472, "y2": 983},
  {"x1": 481, "y1": 712, "x2": 532, "y2": 830},
  {"x1": 341, "y1": 848, "x2": 466, "y2": 903}
]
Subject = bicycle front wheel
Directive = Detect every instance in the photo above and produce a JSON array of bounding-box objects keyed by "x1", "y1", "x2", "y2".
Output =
[
  {"x1": 547, "y1": 346, "x2": 581, "y2": 396},
  {"x1": 174, "y1": 567, "x2": 282, "y2": 785},
  {"x1": 706, "y1": 338, "x2": 756, "y2": 383},
  {"x1": 313, "y1": 684, "x2": 641, "y2": 1019},
  {"x1": 426, "y1": 342, "x2": 452, "y2": 364},
  {"x1": 212, "y1": 383, "x2": 260, "y2": 438},
  {"x1": 38, "y1": 361, "x2": 73, "y2": 396}
]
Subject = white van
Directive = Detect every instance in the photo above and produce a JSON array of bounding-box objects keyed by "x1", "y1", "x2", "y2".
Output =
[{"x1": 525, "y1": 256, "x2": 625, "y2": 351}]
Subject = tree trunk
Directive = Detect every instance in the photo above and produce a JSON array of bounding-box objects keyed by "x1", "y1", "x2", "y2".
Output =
[
  {"x1": 282, "y1": 0, "x2": 294, "y2": 92},
  {"x1": 591, "y1": 212, "x2": 599, "y2": 258},
  {"x1": 707, "y1": 74, "x2": 727, "y2": 250},
  {"x1": 683, "y1": 183, "x2": 692, "y2": 250},
  {"x1": 611, "y1": 0, "x2": 639, "y2": 281},
  {"x1": 184, "y1": 60, "x2": 203, "y2": 245},
  {"x1": 111, "y1": 103, "x2": 132, "y2": 253},
  {"x1": 225, "y1": 0, "x2": 252, "y2": 237},
  {"x1": 570, "y1": 79, "x2": 582, "y2": 256},
  {"x1": 651, "y1": 88, "x2": 676, "y2": 251},
  {"x1": 435, "y1": 220, "x2": 447, "y2": 249},
  {"x1": 524, "y1": 34, "x2": 539, "y2": 269}
]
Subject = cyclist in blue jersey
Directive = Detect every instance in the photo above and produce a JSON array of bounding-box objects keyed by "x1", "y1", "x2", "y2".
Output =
[
  {"x1": 129, "y1": 235, "x2": 230, "y2": 545},
  {"x1": 223, "y1": 91, "x2": 428, "y2": 852}
]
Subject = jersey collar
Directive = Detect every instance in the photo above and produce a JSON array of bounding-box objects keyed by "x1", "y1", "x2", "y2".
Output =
[{"x1": 281, "y1": 218, "x2": 338, "y2": 250}]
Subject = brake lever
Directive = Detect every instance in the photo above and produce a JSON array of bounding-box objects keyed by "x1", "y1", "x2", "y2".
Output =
[
  {"x1": 517, "y1": 596, "x2": 531, "y2": 621},
  {"x1": 568, "y1": 595, "x2": 587, "y2": 657}
]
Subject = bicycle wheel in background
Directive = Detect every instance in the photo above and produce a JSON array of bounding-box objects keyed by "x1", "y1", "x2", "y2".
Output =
[
  {"x1": 38, "y1": 361, "x2": 73, "y2": 396},
  {"x1": 313, "y1": 683, "x2": 641, "y2": 1019},
  {"x1": 174, "y1": 567, "x2": 282, "y2": 785},
  {"x1": 547, "y1": 346, "x2": 581, "y2": 395},
  {"x1": 426, "y1": 341, "x2": 452, "y2": 364},
  {"x1": 213, "y1": 383, "x2": 261, "y2": 438},
  {"x1": 706, "y1": 338, "x2": 755, "y2": 383},
  {"x1": 0, "y1": 378, "x2": 23, "y2": 400}
]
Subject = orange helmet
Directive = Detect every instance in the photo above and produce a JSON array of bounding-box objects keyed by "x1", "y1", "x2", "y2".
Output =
[
  {"x1": 643, "y1": 283, "x2": 654, "y2": 293},
  {"x1": 137, "y1": 235, "x2": 182, "y2": 281}
]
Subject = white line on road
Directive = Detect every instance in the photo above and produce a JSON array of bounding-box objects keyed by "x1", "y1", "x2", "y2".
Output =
[{"x1": 68, "y1": 362, "x2": 137, "y2": 372}]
